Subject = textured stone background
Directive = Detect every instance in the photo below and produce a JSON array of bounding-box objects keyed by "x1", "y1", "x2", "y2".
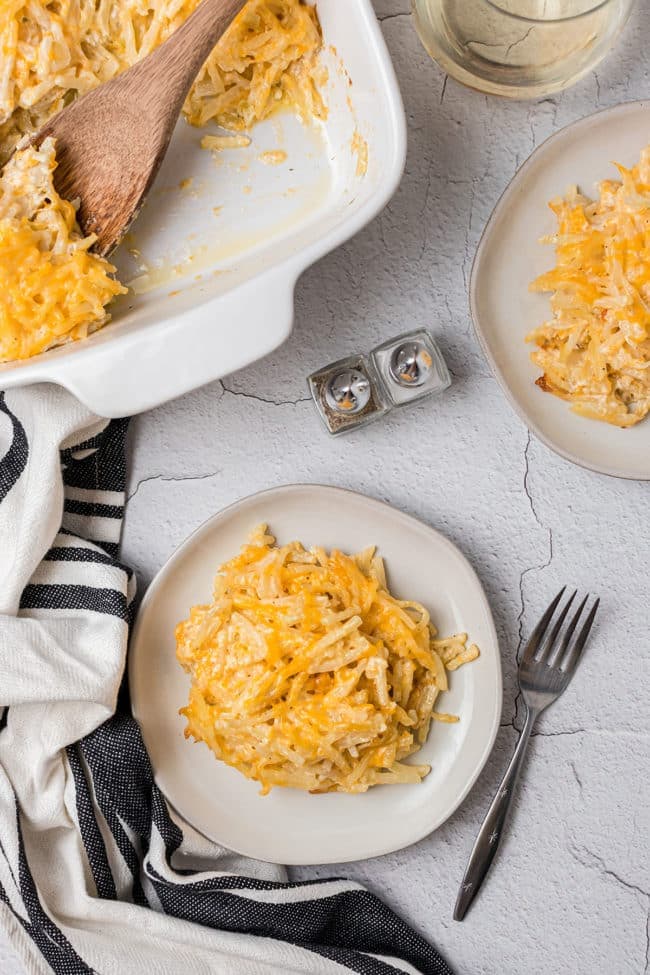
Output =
[{"x1": 2, "y1": 2, "x2": 649, "y2": 972}]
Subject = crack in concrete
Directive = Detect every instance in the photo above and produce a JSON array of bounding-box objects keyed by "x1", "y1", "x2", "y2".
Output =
[
  {"x1": 570, "y1": 844, "x2": 650, "y2": 902},
  {"x1": 220, "y1": 381, "x2": 311, "y2": 408},
  {"x1": 407, "y1": 173, "x2": 486, "y2": 187},
  {"x1": 531, "y1": 727, "x2": 585, "y2": 738},
  {"x1": 464, "y1": 38, "x2": 504, "y2": 50},
  {"x1": 539, "y1": 97, "x2": 559, "y2": 131},
  {"x1": 498, "y1": 717, "x2": 586, "y2": 738},
  {"x1": 504, "y1": 24, "x2": 534, "y2": 59},
  {"x1": 570, "y1": 843, "x2": 650, "y2": 971},
  {"x1": 498, "y1": 724, "x2": 648, "y2": 740},
  {"x1": 569, "y1": 761, "x2": 583, "y2": 792},
  {"x1": 594, "y1": 72, "x2": 602, "y2": 107},
  {"x1": 461, "y1": 182, "x2": 476, "y2": 292},
  {"x1": 377, "y1": 11, "x2": 410, "y2": 24},
  {"x1": 127, "y1": 470, "x2": 219, "y2": 502},
  {"x1": 510, "y1": 432, "x2": 554, "y2": 727},
  {"x1": 440, "y1": 75, "x2": 448, "y2": 104},
  {"x1": 418, "y1": 157, "x2": 436, "y2": 262}
]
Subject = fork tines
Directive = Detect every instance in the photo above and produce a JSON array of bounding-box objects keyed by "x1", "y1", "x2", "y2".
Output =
[{"x1": 523, "y1": 588, "x2": 600, "y2": 674}]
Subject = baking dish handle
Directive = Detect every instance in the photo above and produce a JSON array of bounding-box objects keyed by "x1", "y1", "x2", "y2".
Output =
[{"x1": 48, "y1": 269, "x2": 299, "y2": 418}]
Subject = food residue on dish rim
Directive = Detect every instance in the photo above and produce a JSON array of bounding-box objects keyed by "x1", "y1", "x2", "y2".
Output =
[
  {"x1": 179, "y1": 177, "x2": 193, "y2": 190},
  {"x1": 123, "y1": 86, "x2": 340, "y2": 296},
  {"x1": 201, "y1": 134, "x2": 252, "y2": 152},
  {"x1": 127, "y1": 41, "x2": 361, "y2": 297},
  {"x1": 259, "y1": 149, "x2": 288, "y2": 165},
  {"x1": 351, "y1": 130, "x2": 368, "y2": 178},
  {"x1": 124, "y1": 162, "x2": 331, "y2": 295},
  {"x1": 121, "y1": 44, "x2": 363, "y2": 298}
]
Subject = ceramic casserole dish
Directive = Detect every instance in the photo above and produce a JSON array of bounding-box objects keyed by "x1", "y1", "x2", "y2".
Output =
[{"x1": 0, "y1": 0, "x2": 407, "y2": 418}]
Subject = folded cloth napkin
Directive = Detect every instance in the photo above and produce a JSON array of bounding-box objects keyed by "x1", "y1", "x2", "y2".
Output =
[{"x1": 0, "y1": 385, "x2": 454, "y2": 975}]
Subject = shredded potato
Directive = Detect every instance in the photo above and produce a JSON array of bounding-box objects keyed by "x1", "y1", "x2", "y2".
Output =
[
  {"x1": 0, "y1": 138, "x2": 125, "y2": 361},
  {"x1": 0, "y1": 0, "x2": 326, "y2": 162},
  {"x1": 528, "y1": 145, "x2": 650, "y2": 427},
  {"x1": 201, "y1": 134, "x2": 251, "y2": 151},
  {"x1": 175, "y1": 526, "x2": 479, "y2": 795}
]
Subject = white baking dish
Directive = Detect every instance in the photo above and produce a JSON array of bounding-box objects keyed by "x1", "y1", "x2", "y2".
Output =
[{"x1": 0, "y1": 0, "x2": 406, "y2": 418}]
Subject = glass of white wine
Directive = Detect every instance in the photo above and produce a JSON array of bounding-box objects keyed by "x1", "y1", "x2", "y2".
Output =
[{"x1": 412, "y1": 0, "x2": 635, "y2": 99}]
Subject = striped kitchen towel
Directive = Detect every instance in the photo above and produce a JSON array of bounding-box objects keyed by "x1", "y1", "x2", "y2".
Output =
[{"x1": 0, "y1": 385, "x2": 453, "y2": 975}]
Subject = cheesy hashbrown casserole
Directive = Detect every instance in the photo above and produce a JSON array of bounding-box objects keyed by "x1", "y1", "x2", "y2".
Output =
[
  {"x1": 528, "y1": 145, "x2": 650, "y2": 428},
  {"x1": 175, "y1": 526, "x2": 479, "y2": 795},
  {"x1": 0, "y1": 138, "x2": 126, "y2": 360},
  {"x1": 0, "y1": 0, "x2": 324, "y2": 360}
]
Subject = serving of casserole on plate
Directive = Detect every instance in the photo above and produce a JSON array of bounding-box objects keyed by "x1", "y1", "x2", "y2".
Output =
[
  {"x1": 472, "y1": 100, "x2": 650, "y2": 480},
  {"x1": 129, "y1": 485, "x2": 501, "y2": 865},
  {"x1": 175, "y1": 523, "x2": 481, "y2": 796},
  {"x1": 0, "y1": 0, "x2": 406, "y2": 417}
]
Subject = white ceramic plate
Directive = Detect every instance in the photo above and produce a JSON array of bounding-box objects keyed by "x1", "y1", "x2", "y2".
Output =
[
  {"x1": 471, "y1": 100, "x2": 650, "y2": 480},
  {"x1": 129, "y1": 484, "x2": 502, "y2": 865}
]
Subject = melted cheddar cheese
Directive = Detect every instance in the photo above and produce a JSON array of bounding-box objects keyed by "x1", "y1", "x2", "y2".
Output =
[
  {"x1": 0, "y1": 139, "x2": 125, "y2": 361},
  {"x1": 175, "y1": 526, "x2": 479, "y2": 795}
]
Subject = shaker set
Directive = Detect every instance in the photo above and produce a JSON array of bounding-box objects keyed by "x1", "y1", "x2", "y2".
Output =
[{"x1": 308, "y1": 330, "x2": 451, "y2": 435}]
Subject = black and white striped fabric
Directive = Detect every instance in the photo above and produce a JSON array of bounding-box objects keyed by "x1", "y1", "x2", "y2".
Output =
[{"x1": 0, "y1": 385, "x2": 454, "y2": 975}]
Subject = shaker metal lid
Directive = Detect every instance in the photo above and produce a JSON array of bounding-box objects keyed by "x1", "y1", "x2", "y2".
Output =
[
  {"x1": 325, "y1": 369, "x2": 372, "y2": 414},
  {"x1": 389, "y1": 341, "x2": 433, "y2": 388}
]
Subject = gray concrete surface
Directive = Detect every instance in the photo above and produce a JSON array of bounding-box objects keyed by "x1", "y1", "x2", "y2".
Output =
[{"x1": 2, "y1": 2, "x2": 648, "y2": 972}]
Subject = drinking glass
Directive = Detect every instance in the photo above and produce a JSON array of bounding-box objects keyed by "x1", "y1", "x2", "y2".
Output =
[{"x1": 411, "y1": 0, "x2": 635, "y2": 99}]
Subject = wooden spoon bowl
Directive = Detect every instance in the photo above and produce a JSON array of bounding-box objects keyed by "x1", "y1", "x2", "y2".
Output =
[{"x1": 34, "y1": 0, "x2": 247, "y2": 256}]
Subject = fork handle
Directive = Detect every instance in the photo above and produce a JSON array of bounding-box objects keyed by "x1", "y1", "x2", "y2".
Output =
[{"x1": 454, "y1": 707, "x2": 538, "y2": 921}]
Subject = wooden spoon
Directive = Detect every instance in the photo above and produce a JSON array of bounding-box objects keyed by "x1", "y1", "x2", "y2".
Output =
[{"x1": 33, "y1": 0, "x2": 247, "y2": 256}]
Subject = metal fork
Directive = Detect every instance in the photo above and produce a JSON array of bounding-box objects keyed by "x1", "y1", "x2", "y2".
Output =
[{"x1": 454, "y1": 588, "x2": 600, "y2": 921}]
